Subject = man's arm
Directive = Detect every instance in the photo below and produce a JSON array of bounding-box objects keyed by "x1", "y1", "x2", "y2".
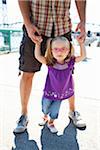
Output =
[
  {"x1": 18, "y1": 0, "x2": 42, "y2": 43},
  {"x1": 75, "y1": 0, "x2": 86, "y2": 24},
  {"x1": 18, "y1": 0, "x2": 31, "y2": 27},
  {"x1": 75, "y1": 0, "x2": 86, "y2": 42}
]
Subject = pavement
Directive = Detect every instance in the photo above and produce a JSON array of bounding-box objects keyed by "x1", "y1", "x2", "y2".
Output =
[{"x1": 0, "y1": 46, "x2": 100, "y2": 150}]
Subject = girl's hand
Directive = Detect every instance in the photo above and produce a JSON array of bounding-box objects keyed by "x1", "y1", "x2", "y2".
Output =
[{"x1": 35, "y1": 36, "x2": 43, "y2": 45}]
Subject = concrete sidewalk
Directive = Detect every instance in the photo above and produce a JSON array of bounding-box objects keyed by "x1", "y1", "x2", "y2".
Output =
[{"x1": 0, "y1": 48, "x2": 100, "y2": 150}]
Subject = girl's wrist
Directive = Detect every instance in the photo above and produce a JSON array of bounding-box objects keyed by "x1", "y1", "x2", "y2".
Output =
[
  {"x1": 79, "y1": 43, "x2": 85, "y2": 47},
  {"x1": 36, "y1": 43, "x2": 41, "y2": 47}
]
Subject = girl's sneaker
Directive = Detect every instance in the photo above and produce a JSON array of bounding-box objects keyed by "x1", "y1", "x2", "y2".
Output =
[
  {"x1": 38, "y1": 117, "x2": 48, "y2": 126},
  {"x1": 68, "y1": 111, "x2": 86, "y2": 130},
  {"x1": 47, "y1": 123, "x2": 58, "y2": 133}
]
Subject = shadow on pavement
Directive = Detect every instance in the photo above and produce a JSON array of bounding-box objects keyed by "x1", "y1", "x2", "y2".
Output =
[
  {"x1": 41, "y1": 120, "x2": 79, "y2": 150},
  {"x1": 12, "y1": 130, "x2": 39, "y2": 150},
  {"x1": 11, "y1": 120, "x2": 80, "y2": 150}
]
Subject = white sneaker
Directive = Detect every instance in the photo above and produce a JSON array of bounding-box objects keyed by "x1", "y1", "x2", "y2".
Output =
[
  {"x1": 38, "y1": 117, "x2": 48, "y2": 126},
  {"x1": 47, "y1": 123, "x2": 58, "y2": 133},
  {"x1": 68, "y1": 111, "x2": 86, "y2": 129}
]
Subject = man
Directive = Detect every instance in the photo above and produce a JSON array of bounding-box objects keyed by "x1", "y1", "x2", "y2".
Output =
[{"x1": 14, "y1": 0, "x2": 86, "y2": 133}]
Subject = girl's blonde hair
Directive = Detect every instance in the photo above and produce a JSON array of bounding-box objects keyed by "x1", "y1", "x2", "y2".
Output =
[{"x1": 45, "y1": 36, "x2": 74, "y2": 66}]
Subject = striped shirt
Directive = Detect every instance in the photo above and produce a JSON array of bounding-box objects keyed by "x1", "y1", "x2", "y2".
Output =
[{"x1": 30, "y1": 0, "x2": 71, "y2": 37}]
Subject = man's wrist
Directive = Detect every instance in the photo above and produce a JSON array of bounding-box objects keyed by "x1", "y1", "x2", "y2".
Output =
[
  {"x1": 80, "y1": 20, "x2": 86, "y2": 25},
  {"x1": 80, "y1": 21, "x2": 86, "y2": 32},
  {"x1": 24, "y1": 19, "x2": 32, "y2": 28}
]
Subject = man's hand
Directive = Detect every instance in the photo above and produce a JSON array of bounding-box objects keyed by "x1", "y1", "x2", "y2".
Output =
[
  {"x1": 25, "y1": 23, "x2": 42, "y2": 44},
  {"x1": 75, "y1": 21, "x2": 86, "y2": 43}
]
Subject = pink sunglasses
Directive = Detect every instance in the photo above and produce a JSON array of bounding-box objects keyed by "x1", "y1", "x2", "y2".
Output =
[{"x1": 52, "y1": 47, "x2": 69, "y2": 52}]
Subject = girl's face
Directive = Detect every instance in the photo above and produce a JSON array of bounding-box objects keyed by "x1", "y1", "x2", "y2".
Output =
[{"x1": 51, "y1": 39, "x2": 70, "y2": 64}]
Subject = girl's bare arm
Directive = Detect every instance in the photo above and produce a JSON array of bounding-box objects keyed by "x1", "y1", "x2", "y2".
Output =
[
  {"x1": 35, "y1": 44, "x2": 47, "y2": 64},
  {"x1": 75, "y1": 42, "x2": 86, "y2": 62}
]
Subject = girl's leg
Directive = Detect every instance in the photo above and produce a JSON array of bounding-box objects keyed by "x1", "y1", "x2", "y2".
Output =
[
  {"x1": 47, "y1": 100, "x2": 62, "y2": 133},
  {"x1": 49, "y1": 100, "x2": 62, "y2": 120},
  {"x1": 68, "y1": 95, "x2": 75, "y2": 112},
  {"x1": 48, "y1": 118, "x2": 54, "y2": 124},
  {"x1": 47, "y1": 118, "x2": 58, "y2": 133},
  {"x1": 39, "y1": 98, "x2": 52, "y2": 126},
  {"x1": 42, "y1": 97, "x2": 52, "y2": 115},
  {"x1": 68, "y1": 95, "x2": 86, "y2": 129}
]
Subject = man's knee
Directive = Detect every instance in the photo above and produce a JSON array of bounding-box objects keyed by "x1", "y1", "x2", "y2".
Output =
[{"x1": 22, "y1": 72, "x2": 34, "y2": 81}]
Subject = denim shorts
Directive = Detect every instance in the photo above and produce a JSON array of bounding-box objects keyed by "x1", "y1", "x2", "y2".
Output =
[
  {"x1": 42, "y1": 97, "x2": 62, "y2": 119},
  {"x1": 19, "y1": 25, "x2": 72, "y2": 73}
]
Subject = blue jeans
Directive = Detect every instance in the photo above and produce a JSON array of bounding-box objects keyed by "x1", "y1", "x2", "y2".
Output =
[{"x1": 42, "y1": 97, "x2": 62, "y2": 119}]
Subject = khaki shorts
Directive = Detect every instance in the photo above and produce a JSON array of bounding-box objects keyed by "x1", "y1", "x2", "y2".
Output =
[{"x1": 19, "y1": 25, "x2": 72, "y2": 73}]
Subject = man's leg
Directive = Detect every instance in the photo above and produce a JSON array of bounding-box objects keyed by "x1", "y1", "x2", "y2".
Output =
[
  {"x1": 13, "y1": 72, "x2": 34, "y2": 133},
  {"x1": 20, "y1": 72, "x2": 34, "y2": 115},
  {"x1": 13, "y1": 25, "x2": 48, "y2": 133},
  {"x1": 13, "y1": 25, "x2": 43, "y2": 133}
]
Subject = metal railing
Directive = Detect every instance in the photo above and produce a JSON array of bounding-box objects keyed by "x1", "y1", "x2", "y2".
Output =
[{"x1": 0, "y1": 28, "x2": 22, "y2": 53}]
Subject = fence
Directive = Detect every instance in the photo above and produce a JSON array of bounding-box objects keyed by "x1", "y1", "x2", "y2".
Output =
[{"x1": 0, "y1": 29, "x2": 22, "y2": 53}]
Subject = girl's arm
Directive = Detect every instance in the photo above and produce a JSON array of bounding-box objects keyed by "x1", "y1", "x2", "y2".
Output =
[
  {"x1": 75, "y1": 42, "x2": 86, "y2": 62},
  {"x1": 35, "y1": 43, "x2": 47, "y2": 64}
]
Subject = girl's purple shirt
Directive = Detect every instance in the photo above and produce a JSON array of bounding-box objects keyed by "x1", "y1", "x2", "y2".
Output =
[{"x1": 43, "y1": 57, "x2": 75, "y2": 101}]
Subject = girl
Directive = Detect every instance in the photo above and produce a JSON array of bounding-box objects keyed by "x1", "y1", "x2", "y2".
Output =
[{"x1": 35, "y1": 36, "x2": 86, "y2": 133}]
